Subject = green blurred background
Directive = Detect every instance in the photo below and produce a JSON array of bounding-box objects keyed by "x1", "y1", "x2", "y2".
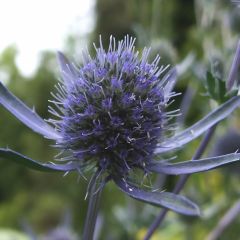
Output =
[{"x1": 0, "y1": 0, "x2": 240, "y2": 239}]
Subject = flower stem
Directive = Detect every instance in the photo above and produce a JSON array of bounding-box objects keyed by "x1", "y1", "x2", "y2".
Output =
[
  {"x1": 144, "y1": 124, "x2": 217, "y2": 240},
  {"x1": 226, "y1": 39, "x2": 240, "y2": 91},
  {"x1": 82, "y1": 172, "x2": 103, "y2": 240}
]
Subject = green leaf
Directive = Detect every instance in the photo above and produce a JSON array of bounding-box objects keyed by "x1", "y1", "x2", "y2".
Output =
[
  {"x1": 205, "y1": 71, "x2": 234, "y2": 103},
  {"x1": 206, "y1": 71, "x2": 217, "y2": 99},
  {"x1": 218, "y1": 78, "x2": 227, "y2": 102}
]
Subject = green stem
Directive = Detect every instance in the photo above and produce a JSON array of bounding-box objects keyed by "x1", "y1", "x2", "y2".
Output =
[{"x1": 82, "y1": 173, "x2": 103, "y2": 240}]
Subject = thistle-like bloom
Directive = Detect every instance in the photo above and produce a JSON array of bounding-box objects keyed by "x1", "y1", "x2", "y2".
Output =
[
  {"x1": 1, "y1": 36, "x2": 240, "y2": 216},
  {"x1": 54, "y1": 37, "x2": 172, "y2": 178}
]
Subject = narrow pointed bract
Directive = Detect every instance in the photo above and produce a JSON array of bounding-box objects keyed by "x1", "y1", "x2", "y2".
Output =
[
  {"x1": 155, "y1": 96, "x2": 240, "y2": 154},
  {"x1": 114, "y1": 177, "x2": 200, "y2": 216},
  {"x1": 147, "y1": 153, "x2": 240, "y2": 175},
  {"x1": 0, "y1": 148, "x2": 78, "y2": 172},
  {"x1": 162, "y1": 67, "x2": 177, "y2": 98},
  {"x1": 0, "y1": 82, "x2": 61, "y2": 140}
]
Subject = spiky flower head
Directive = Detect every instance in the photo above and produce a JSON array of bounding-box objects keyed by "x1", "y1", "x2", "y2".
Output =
[{"x1": 53, "y1": 36, "x2": 175, "y2": 178}]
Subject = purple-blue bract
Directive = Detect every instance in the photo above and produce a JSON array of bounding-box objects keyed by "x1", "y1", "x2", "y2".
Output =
[{"x1": 53, "y1": 36, "x2": 171, "y2": 177}]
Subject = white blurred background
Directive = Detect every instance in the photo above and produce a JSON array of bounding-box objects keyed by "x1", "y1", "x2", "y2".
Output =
[{"x1": 0, "y1": 0, "x2": 95, "y2": 76}]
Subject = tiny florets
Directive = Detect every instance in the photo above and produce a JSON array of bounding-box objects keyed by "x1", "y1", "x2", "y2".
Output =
[{"x1": 52, "y1": 36, "x2": 172, "y2": 177}]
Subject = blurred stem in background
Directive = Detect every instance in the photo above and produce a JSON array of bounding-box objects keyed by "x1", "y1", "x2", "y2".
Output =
[{"x1": 206, "y1": 199, "x2": 240, "y2": 240}]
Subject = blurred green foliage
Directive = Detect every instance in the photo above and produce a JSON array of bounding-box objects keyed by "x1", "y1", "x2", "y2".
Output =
[{"x1": 0, "y1": 0, "x2": 240, "y2": 239}]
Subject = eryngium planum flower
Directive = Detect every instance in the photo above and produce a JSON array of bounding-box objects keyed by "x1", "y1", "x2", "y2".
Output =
[
  {"x1": 1, "y1": 36, "x2": 240, "y2": 216},
  {"x1": 54, "y1": 36, "x2": 171, "y2": 178}
]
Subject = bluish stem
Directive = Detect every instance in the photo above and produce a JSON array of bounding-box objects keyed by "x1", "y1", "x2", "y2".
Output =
[
  {"x1": 82, "y1": 172, "x2": 103, "y2": 240},
  {"x1": 144, "y1": 124, "x2": 217, "y2": 240},
  {"x1": 226, "y1": 39, "x2": 240, "y2": 91},
  {"x1": 206, "y1": 200, "x2": 240, "y2": 240}
]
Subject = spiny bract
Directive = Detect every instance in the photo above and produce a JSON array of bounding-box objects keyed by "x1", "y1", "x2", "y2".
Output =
[{"x1": 51, "y1": 36, "x2": 174, "y2": 177}]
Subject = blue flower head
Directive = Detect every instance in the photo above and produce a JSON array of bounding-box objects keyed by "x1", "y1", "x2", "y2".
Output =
[
  {"x1": 53, "y1": 36, "x2": 171, "y2": 178},
  {"x1": 1, "y1": 35, "x2": 240, "y2": 216}
]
